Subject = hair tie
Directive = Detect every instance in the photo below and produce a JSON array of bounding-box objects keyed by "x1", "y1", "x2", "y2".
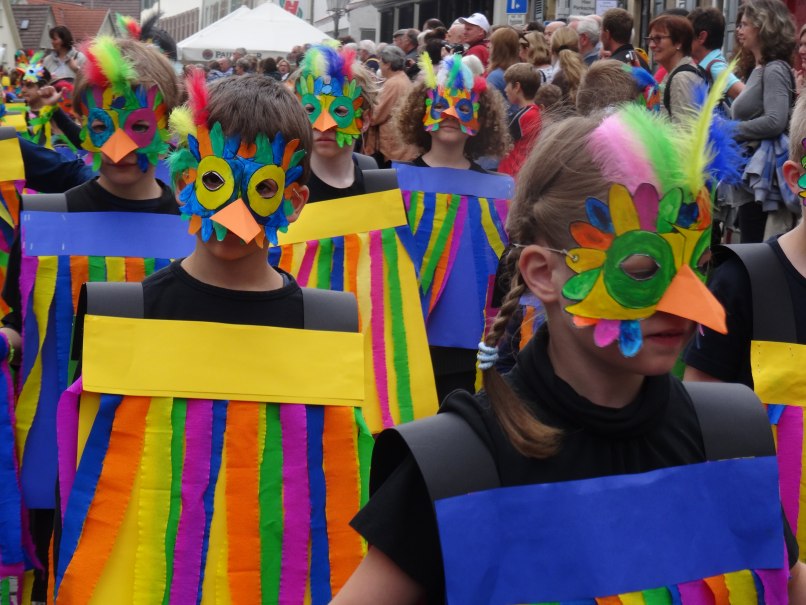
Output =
[{"x1": 477, "y1": 341, "x2": 499, "y2": 370}]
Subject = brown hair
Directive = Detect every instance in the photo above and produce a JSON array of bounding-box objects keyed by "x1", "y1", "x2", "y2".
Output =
[
  {"x1": 602, "y1": 8, "x2": 634, "y2": 45},
  {"x1": 484, "y1": 115, "x2": 608, "y2": 458},
  {"x1": 534, "y1": 83, "x2": 562, "y2": 109},
  {"x1": 576, "y1": 59, "x2": 640, "y2": 115},
  {"x1": 525, "y1": 31, "x2": 551, "y2": 67},
  {"x1": 74, "y1": 38, "x2": 181, "y2": 116},
  {"x1": 488, "y1": 27, "x2": 521, "y2": 74},
  {"x1": 394, "y1": 80, "x2": 510, "y2": 159},
  {"x1": 648, "y1": 14, "x2": 694, "y2": 56},
  {"x1": 206, "y1": 75, "x2": 313, "y2": 184},
  {"x1": 789, "y1": 92, "x2": 806, "y2": 161},
  {"x1": 504, "y1": 62, "x2": 541, "y2": 99},
  {"x1": 740, "y1": 0, "x2": 796, "y2": 65}
]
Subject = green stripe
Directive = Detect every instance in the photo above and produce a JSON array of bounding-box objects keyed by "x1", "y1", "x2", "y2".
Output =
[
  {"x1": 420, "y1": 194, "x2": 460, "y2": 294},
  {"x1": 381, "y1": 229, "x2": 414, "y2": 423},
  {"x1": 316, "y1": 238, "x2": 334, "y2": 290},
  {"x1": 406, "y1": 190, "x2": 420, "y2": 233},
  {"x1": 354, "y1": 408, "x2": 373, "y2": 507},
  {"x1": 88, "y1": 256, "x2": 106, "y2": 282},
  {"x1": 260, "y1": 404, "x2": 283, "y2": 603},
  {"x1": 162, "y1": 398, "x2": 187, "y2": 605},
  {"x1": 144, "y1": 257, "x2": 156, "y2": 277},
  {"x1": 0, "y1": 578, "x2": 8, "y2": 605},
  {"x1": 643, "y1": 587, "x2": 673, "y2": 605}
]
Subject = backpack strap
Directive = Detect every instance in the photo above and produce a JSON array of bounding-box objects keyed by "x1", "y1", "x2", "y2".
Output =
[
  {"x1": 663, "y1": 63, "x2": 706, "y2": 117},
  {"x1": 717, "y1": 243, "x2": 796, "y2": 343},
  {"x1": 353, "y1": 152, "x2": 379, "y2": 172},
  {"x1": 22, "y1": 193, "x2": 67, "y2": 212},
  {"x1": 685, "y1": 381, "x2": 775, "y2": 460},
  {"x1": 371, "y1": 412, "x2": 500, "y2": 504},
  {"x1": 362, "y1": 168, "x2": 399, "y2": 193},
  {"x1": 301, "y1": 287, "x2": 358, "y2": 333},
  {"x1": 83, "y1": 282, "x2": 145, "y2": 318},
  {"x1": 0, "y1": 126, "x2": 16, "y2": 141}
]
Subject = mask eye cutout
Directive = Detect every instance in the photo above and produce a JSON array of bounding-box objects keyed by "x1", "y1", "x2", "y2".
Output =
[
  {"x1": 202, "y1": 170, "x2": 226, "y2": 191},
  {"x1": 454, "y1": 98, "x2": 474, "y2": 120},
  {"x1": 619, "y1": 254, "x2": 661, "y2": 281},
  {"x1": 255, "y1": 178, "x2": 278, "y2": 199},
  {"x1": 303, "y1": 103, "x2": 317, "y2": 115},
  {"x1": 333, "y1": 104, "x2": 350, "y2": 118},
  {"x1": 130, "y1": 120, "x2": 151, "y2": 133},
  {"x1": 433, "y1": 98, "x2": 449, "y2": 111},
  {"x1": 90, "y1": 120, "x2": 108, "y2": 134}
]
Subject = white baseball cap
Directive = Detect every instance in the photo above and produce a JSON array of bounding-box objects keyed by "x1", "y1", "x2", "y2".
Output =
[{"x1": 459, "y1": 13, "x2": 490, "y2": 33}]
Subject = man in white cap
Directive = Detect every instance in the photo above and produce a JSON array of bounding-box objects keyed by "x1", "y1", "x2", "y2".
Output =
[{"x1": 459, "y1": 13, "x2": 490, "y2": 67}]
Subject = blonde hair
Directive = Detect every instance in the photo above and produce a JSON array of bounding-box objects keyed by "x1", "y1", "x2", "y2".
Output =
[
  {"x1": 789, "y1": 93, "x2": 806, "y2": 162},
  {"x1": 553, "y1": 50, "x2": 586, "y2": 108},
  {"x1": 576, "y1": 59, "x2": 639, "y2": 115},
  {"x1": 74, "y1": 38, "x2": 181, "y2": 115},
  {"x1": 488, "y1": 27, "x2": 521, "y2": 74},
  {"x1": 550, "y1": 26, "x2": 580, "y2": 55},
  {"x1": 525, "y1": 31, "x2": 550, "y2": 67},
  {"x1": 483, "y1": 115, "x2": 607, "y2": 458}
]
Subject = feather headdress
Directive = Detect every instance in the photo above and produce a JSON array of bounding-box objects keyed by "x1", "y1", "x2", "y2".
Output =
[
  {"x1": 427, "y1": 55, "x2": 487, "y2": 95},
  {"x1": 81, "y1": 36, "x2": 139, "y2": 98},
  {"x1": 115, "y1": 14, "x2": 141, "y2": 39},
  {"x1": 299, "y1": 44, "x2": 355, "y2": 89},
  {"x1": 17, "y1": 51, "x2": 46, "y2": 83}
]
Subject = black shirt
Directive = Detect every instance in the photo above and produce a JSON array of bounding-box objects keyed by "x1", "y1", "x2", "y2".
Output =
[
  {"x1": 306, "y1": 157, "x2": 366, "y2": 202},
  {"x1": 1, "y1": 178, "x2": 179, "y2": 333},
  {"x1": 684, "y1": 238, "x2": 806, "y2": 387},
  {"x1": 610, "y1": 43, "x2": 650, "y2": 71},
  {"x1": 411, "y1": 155, "x2": 487, "y2": 173},
  {"x1": 352, "y1": 330, "x2": 796, "y2": 603}
]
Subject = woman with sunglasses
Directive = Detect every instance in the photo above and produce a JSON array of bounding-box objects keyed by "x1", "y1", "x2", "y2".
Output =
[{"x1": 646, "y1": 14, "x2": 703, "y2": 121}]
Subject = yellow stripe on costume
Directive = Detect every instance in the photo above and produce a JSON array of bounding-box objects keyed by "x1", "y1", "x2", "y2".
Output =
[
  {"x1": 105, "y1": 257, "x2": 126, "y2": 283},
  {"x1": 751, "y1": 341, "x2": 806, "y2": 406},
  {"x1": 724, "y1": 570, "x2": 758, "y2": 601},
  {"x1": 16, "y1": 256, "x2": 58, "y2": 461},
  {"x1": 83, "y1": 315, "x2": 364, "y2": 406},
  {"x1": 202, "y1": 444, "x2": 231, "y2": 605},
  {"x1": 477, "y1": 197, "x2": 506, "y2": 258},
  {"x1": 275, "y1": 190, "x2": 406, "y2": 245}
]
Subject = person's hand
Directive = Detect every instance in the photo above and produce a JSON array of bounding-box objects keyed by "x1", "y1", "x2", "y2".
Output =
[{"x1": 38, "y1": 86, "x2": 63, "y2": 107}]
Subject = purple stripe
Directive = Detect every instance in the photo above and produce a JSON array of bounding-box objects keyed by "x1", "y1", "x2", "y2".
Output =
[
  {"x1": 278, "y1": 404, "x2": 310, "y2": 604},
  {"x1": 56, "y1": 379, "x2": 82, "y2": 520},
  {"x1": 169, "y1": 400, "x2": 213, "y2": 604}
]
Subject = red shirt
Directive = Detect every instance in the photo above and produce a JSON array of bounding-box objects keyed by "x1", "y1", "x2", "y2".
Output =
[
  {"x1": 499, "y1": 104, "x2": 541, "y2": 178},
  {"x1": 464, "y1": 40, "x2": 489, "y2": 68}
]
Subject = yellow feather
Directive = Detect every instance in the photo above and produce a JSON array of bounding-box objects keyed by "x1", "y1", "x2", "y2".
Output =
[
  {"x1": 169, "y1": 107, "x2": 196, "y2": 143},
  {"x1": 418, "y1": 52, "x2": 436, "y2": 89}
]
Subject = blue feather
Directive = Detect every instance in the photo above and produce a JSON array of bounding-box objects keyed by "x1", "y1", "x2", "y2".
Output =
[
  {"x1": 706, "y1": 115, "x2": 742, "y2": 185},
  {"x1": 630, "y1": 67, "x2": 657, "y2": 90}
]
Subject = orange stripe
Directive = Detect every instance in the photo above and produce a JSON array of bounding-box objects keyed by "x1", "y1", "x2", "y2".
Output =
[
  {"x1": 198, "y1": 127, "x2": 213, "y2": 159},
  {"x1": 323, "y1": 406, "x2": 364, "y2": 594},
  {"x1": 428, "y1": 230, "x2": 453, "y2": 313},
  {"x1": 278, "y1": 244, "x2": 294, "y2": 274},
  {"x1": 519, "y1": 306, "x2": 536, "y2": 351},
  {"x1": 56, "y1": 396, "x2": 150, "y2": 605},
  {"x1": 0, "y1": 182, "x2": 19, "y2": 225},
  {"x1": 343, "y1": 235, "x2": 360, "y2": 329},
  {"x1": 69, "y1": 256, "x2": 89, "y2": 312},
  {"x1": 47, "y1": 533, "x2": 55, "y2": 605},
  {"x1": 704, "y1": 575, "x2": 730, "y2": 604},
  {"x1": 226, "y1": 402, "x2": 261, "y2": 601},
  {"x1": 124, "y1": 257, "x2": 146, "y2": 283},
  {"x1": 596, "y1": 597, "x2": 623, "y2": 605}
]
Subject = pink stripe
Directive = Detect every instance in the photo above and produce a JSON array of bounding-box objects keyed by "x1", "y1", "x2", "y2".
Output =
[
  {"x1": 56, "y1": 378, "x2": 83, "y2": 520},
  {"x1": 774, "y1": 406, "x2": 802, "y2": 532},
  {"x1": 677, "y1": 579, "x2": 715, "y2": 605},
  {"x1": 756, "y1": 545, "x2": 789, "y2": 605},
  {"x1": 296, "y1": 241, "x2": 319, "y2": 287},
  {"x1": 278, "y1": 404, "x2": 310, "y2": 605},
  {"x1": 170, "y1": 399, "x2": 213, "y2": 604},
  {"x1": 369, "y1": 231, "x2": 393, "y2": 429}
]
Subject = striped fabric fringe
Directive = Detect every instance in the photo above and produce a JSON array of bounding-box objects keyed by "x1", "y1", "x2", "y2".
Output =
[
  {"x1": 768, "y1": 403, "x2": 806, "y2": 556},
  {"x1": 15, "y1": 255, "x2": 171, "y2": 509},
  {"x1": 528, "y1": 569, "x2": 776, "y2": 604},
  {"x1": 268, "y1": 228, "x2": 437, "y2": 432},
  {"x1": 0, "y1": 181, "x2": 21, "y2": 316},
  {"x1": 400, "y1": 189, "x2": 508, "y2": 347},
  {"x1": 54, "y1": 393, "x2": 372, "y2": 605}
]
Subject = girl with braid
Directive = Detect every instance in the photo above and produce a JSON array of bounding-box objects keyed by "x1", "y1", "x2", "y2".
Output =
[{"x1": 333, "y1": 77, "x2": 806, "y2": 604}]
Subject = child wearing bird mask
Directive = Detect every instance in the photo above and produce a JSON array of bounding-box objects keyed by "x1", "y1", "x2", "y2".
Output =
[
  {"x1": 333, "y1": 73, "x2": 806, "y2": 603},
  {"x1": 50, "y1": 73, "x2": 375, "y2": 604},
  {"x1": 0, "y1": 37, "x2": 180, "y2": 602},
  {"x1": 291, "y1": 44, "x2": 378, "y2": 202}
]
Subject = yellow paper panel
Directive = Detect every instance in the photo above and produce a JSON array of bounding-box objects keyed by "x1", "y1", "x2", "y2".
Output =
[
  {"x1": 0, "y1": 138, "x2": 24, "y2": 182},
  {"x1": 276, "y1": 189, "x2": 406, "y2": 246},
  {"x1": 751, "y1": 340, "x2": 806, "y2": 407},
  {"x1": 83, "y1": 315, "x2": 364, "y2": 406}
]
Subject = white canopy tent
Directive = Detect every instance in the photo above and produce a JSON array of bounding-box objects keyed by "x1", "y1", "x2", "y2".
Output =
[{"x1": 177, "y1": 3, "x2": 332, "y2": 63}]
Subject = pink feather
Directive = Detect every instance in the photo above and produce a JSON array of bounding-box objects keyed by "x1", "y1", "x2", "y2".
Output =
[
  {"x1": 79, "y1": 42, "x2": 108, "y2": 87},
  {"x1": 472, "y1": 76, "x2": 487, "y2": 94},
  {"x1": 586, "y1": 114, "x2": 658, "y2": 193},
  {"x1": 186, "y1": 69, "x2": 209, "y2": 126},
  {"x1": 341, "y1": 48, "x2": 356, "y2": 79}
]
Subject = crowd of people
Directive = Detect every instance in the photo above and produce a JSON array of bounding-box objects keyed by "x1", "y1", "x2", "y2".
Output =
[{"x1": 1, "y1": 0, "x2": 806, "y2": 603}]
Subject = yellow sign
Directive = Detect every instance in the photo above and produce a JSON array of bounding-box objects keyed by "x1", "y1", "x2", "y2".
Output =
[
  {"x1": 751, "y1": 340, "x2": 806, "y2": 406},
  {"x1": 83, "y1": 315, "x2": 365, "y2": 405},
  {"x1": 0, "y1": 137, "x2": 24, "y2": 181}
]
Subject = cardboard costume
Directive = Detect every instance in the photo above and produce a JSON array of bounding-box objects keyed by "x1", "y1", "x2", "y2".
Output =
[
  {"x1": 269, "y1": 183, "x2": 439, "y2": 432},
  {"x1": 53, "y1": 283, "x2": 371, "y2": 604}
]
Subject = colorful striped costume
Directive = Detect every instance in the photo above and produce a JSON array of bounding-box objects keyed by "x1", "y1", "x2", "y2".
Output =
[
  {"x1": 54, "y1": 298, "x2": 371, "y2": 604},
  {"x1": 268, "y1": 189, "x2": 438, "y2": 432},
  {"x1": 393, "y1": 163, "x2": 513, "y2": 349},
  {"x1": 15, "y1": 209, "x2": 192, "y2": 509}
]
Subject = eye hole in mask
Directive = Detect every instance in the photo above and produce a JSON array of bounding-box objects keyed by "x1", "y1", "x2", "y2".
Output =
[
  {"x1": 619, "y1": 254, "x2": 661, "y2": 281},
  {"x1": 202, "y1": 170, "x2": 226, "y2": 192}
]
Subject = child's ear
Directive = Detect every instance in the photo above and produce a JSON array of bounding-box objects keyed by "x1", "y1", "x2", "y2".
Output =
[
  {"x1": 518, "y1": 245, "x2": 565, "y2": 304},
  {"x1": 782, "y1": 159, "x2": 804, "y2": 198},
  {"x1": 286, "y1": 185, "x2": 309, "y2": 223},
  {"x1": 361, "y1": 109, "x2": 372, "y2": 132}
]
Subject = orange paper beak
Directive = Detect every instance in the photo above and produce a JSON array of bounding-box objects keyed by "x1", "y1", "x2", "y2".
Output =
[
  {"x1": 655, "y1": 264, "x2": 727, "y2": 334},
  {"x1": 210, "y1": 199, "x2": 263, "y2": 245},
  {"x1": 312, "y1": 111, "x2": 338, "y2": 132},
  {"x1": 443, "y1": 107, "x2": 459, "y2": 120},
  {"x1": 100, "y1": 129, "x2": 139, "y2": 164}
]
